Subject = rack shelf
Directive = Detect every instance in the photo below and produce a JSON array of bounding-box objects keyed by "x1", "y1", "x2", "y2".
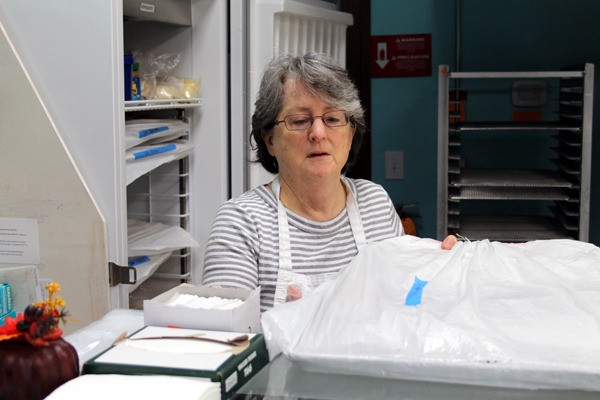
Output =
[
  {"x1": 450, "y1": 121, "x2": 581, "y2": 131},
  {"x1": 453, "y1": 215, "x2": 571, "y2": 242},
  {"x1": 437, "y1": 64, "x2": 594, "y2": 242},
  {"x1": 450, "y1": 169, "x2": 574, "y2": 188}
]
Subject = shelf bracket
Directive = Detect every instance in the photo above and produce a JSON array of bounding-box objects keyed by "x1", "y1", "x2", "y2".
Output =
[{"x1": 108, "y1": 263, "x2": 137, "y2": 286}]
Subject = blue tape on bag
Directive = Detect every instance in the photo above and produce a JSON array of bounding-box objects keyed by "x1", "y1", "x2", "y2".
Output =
[
  {"x1": 132, "y1": 143, "x2": 176, "y2": 160},
  {"x1": 128, "y1": 256, "x2": 151, "y2": 267},
  {"x1": 138, "y1": 126, "x2": 169, "y2": 138},
  {"x1": 405, "y1": 276, "x2": 428, "y2": 306}
]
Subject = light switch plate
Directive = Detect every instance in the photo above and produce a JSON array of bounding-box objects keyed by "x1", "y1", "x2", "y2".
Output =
[{"x1": 385, "y1": 151, "x2": 404, "y2": 180}]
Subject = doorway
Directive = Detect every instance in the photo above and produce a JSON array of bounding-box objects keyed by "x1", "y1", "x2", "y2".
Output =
[{"x1": 341, "y1": 0, "x2": 371, "y2": 180}]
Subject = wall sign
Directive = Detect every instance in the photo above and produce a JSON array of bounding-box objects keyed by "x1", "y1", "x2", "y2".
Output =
[
  {"x1": 371, "y1": 34, "x2": 432, "y2": 78},
  {"x1": 0, "y1": 218, "x2": 40, "y2": 264}
]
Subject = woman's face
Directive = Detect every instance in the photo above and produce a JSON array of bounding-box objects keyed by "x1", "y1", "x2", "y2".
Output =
[{"x1": 263, "y1": 79, "x2": 355, "y2": 183}]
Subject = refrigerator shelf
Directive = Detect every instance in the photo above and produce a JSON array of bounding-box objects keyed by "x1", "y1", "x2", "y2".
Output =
[
  {"x1": 152, "y1": 272, "x2": 192, "y2": 280},
  {"x1": 125, "y1": 98, "x2": 203, "y2": 112}
]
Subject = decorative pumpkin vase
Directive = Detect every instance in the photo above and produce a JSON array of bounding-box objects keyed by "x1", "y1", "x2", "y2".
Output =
[{"x1": 0, "y1": 338, "x2": 79, "y2": 400}]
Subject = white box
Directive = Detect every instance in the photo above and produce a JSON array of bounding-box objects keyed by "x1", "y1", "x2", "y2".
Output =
[{"x1": 143, "y1": 284, "x2": 261, "y2": 333}]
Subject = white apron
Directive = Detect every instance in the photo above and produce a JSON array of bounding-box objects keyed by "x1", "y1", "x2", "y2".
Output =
[{"x1": 272, "y1": 175, "x2": 368, "y2": 306}]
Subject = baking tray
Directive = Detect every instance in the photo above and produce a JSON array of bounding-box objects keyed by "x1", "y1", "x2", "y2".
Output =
[
  {"x1": 449, "y1": 186, "x2": 571, "y2": 201},
  {"x1": 455, "y1": 215, "x2": 572, "y2": 242},
  {"x1": 450, "y1": 169, "x2": 573, "y2": 188},
  {"x1": 450, "y1": 121, "x2": 581, "y2": 132}
]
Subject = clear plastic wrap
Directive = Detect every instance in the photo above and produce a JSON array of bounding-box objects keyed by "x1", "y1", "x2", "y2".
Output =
[
  {"x1": 64, "y1": 309, "x2": 144, "y2": 368},
  {"x1": 261, "y1": 236, "x2": 600, "y2": 391},
  {"x1": 134, "y1": 52, "x2": 201, "y2": 100}
]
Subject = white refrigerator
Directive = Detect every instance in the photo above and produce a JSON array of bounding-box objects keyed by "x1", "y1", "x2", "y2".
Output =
[{"x1": 0, "y1": 0, "x2": 352, "y2": 316}]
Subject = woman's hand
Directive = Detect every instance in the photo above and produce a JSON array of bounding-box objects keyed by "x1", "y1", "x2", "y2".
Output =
[
  {"x1": 286, "y1": 284, "x2": 302, "y2": 302},
  {"x1": 441, "y1": 235, "x2": 458, "y2": 250}
]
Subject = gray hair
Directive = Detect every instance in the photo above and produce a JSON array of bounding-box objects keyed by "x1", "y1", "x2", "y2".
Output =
[{"x1": 251, "y1": 53, "x2": 366, "y2": 174}]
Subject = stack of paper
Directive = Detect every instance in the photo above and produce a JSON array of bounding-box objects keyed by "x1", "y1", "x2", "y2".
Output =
[
  {"x1": 46, "y1": 374, "x2": 220, "y2": 400},
  {"x1": 82, "y1": 326, "x2": 270, "y2": 399},
  {"x1": 164, "y1": 293, "x2": 245, "y2": 310}
]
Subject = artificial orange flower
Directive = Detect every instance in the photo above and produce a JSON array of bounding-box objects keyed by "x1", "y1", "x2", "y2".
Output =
[{"x1": 0, "y1": 282, "x2": 69, "y2": 346}]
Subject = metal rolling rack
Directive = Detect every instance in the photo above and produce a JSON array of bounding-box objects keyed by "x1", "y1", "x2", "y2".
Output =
[{"x1": 437, "y1": 64, "x2": 594, "y2": 242}]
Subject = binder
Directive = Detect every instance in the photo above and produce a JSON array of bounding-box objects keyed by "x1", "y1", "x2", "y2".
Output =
[{"x1": 82, "y1": 326, "x2": 269, "y2": 399}]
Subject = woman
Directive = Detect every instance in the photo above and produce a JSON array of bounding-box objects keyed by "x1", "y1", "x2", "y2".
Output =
[{"x1": 202, "y1": 53, "x2": 455, "y2": 311}]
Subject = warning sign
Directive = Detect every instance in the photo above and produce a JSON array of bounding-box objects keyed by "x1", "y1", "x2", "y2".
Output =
[{"x1": 371, "y1": 34, "x2": 432, "y2": 78}]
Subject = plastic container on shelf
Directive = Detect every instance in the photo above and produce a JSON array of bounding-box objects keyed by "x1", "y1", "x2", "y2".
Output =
[
  {"x1": 124, "y1": 54, "x2": 135, "y2": 101},
  {"x1": 131, "y1": 62, "x2": 141, "y2": 100}
]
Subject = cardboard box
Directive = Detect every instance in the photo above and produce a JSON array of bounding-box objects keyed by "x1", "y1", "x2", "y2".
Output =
[
  {"x1": 82, "y1": 326, "x2": 269, "y2": 400},
  {"x1": 143, "y1": 284, "x2": 261, "y2": 333}
]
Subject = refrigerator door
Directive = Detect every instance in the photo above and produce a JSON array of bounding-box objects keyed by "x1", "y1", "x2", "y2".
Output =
[
  {"x1": 230, "y1": 0, "x2": 354, "y2": 196},
  {"x1": 0, "y1": 0, "x2": 230, "y2": 309}
]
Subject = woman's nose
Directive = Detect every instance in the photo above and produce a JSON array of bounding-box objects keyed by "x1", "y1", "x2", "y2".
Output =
[{"x1": 308, "y1": 117, "x2": 327, "y2": 141}]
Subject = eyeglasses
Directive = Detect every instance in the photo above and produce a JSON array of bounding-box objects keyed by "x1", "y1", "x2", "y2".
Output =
[{"x1": 273, "y1": 110, "x2": 352, "y2": 131}]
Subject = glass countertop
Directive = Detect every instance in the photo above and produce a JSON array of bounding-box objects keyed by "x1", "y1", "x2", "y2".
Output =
[{"x1": 232, "y1": 354, "x2": 600, "y2": 400}]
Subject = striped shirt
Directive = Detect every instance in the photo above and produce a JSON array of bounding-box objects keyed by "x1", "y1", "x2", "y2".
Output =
[{"x1": 202, "y1": 178, "x2": 403, "y2": 311}]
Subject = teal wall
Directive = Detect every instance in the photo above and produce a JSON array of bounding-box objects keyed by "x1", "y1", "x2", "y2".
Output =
[
  {"x1": 371, "y1": 0, "x2": 455, "y2": 239},
  {"x1": 371, "y1": 0, "x2": 600, "y2": 245}
]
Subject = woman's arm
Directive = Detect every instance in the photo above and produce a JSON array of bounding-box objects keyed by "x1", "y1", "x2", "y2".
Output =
[{"x1": 201, "y1": 202, "x2": 260, "y2": 289}]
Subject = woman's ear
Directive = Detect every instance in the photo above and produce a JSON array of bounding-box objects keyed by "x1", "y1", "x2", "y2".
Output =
[
  {"x1": 261, "y1": 129, "x2": 275, "y2": 156},
  {"x1": 347, "y1": 123, "x2": 357, "y2": 145}
]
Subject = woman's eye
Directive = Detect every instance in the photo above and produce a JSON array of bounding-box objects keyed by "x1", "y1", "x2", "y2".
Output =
[
  {"x1": 289, "y1": 116, "x2": 310, "y2": 127},
  {"x1": 324, "y1": 116, "x2": 341, "y2": 124}
]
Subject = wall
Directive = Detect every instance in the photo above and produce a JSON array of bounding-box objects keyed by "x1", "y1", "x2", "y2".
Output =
[
  {"x1": 371, "y1": 0, "x2": 600, "y2": 244},
  {"x1": 371, "y1": 0, "x2": 455, "y2": 239}
]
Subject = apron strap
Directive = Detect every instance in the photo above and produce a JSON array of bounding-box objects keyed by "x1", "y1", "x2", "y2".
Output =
[
  {"x1": 341, "y1": 176, "x2": 367, "y2": 249},
  {"x1": 272, "y1": 175, "x2": 368, "y2": 305},
  {"x1": 272, "y1": 177, "x2": 293, "y2": 273}
]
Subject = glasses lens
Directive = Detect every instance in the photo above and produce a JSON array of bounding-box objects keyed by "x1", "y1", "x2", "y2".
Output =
[
  {"x1": 281, "y1": 111, "x2": 350, "y2": 131},
  {"x1": 322, "y1": 111, "x2": 349, "y2": 127},
  {"x1": 284, "y1": 115, "x2": 312, "y2": 131}
]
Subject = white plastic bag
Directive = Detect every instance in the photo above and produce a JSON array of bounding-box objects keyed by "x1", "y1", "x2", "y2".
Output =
[
  {"x1": 125, "y1": 140, "x2": 193, "y2": 185},
  {"x1": 127, "y1": 219, "x2": 200, "y2": 257},
  {"x1": 125, "y1": 119, "x2": 189, "y2": 149},
  {"x1": 261, "y1": 236, "x2": 600, "y2": 390},
  {"x1": 64, "y1": 309, "x2": 144, "y2": 368}
]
